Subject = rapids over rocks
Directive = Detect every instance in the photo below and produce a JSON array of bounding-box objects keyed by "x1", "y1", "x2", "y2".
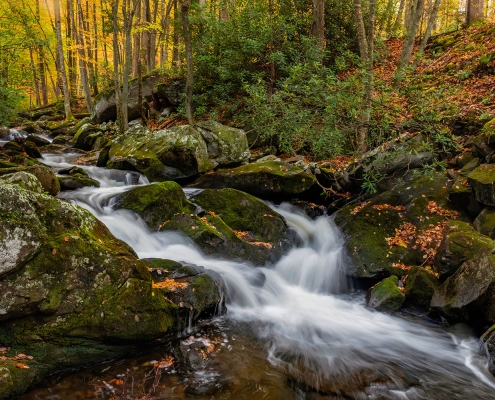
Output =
[{"x1": 21, "y1": 153, "x2": 495, "y2": 399}]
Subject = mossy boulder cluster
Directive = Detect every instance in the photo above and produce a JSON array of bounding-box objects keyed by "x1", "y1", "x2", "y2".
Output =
[
  {"x1": 102, "y1": 121, "x2": 250, "y2": 181},
  {"x1": 114, "y1": 184, "x2": 295, "y2": 265},
  {"x1": 0, "y1": 181, "x2": 224, "y2": 399}
]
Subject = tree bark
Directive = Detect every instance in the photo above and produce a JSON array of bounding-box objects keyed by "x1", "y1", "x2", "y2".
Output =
[
  {"x1": 413, "y1": 0, "x2": 441, "y2": 69},
  {"x1": 181, "y1": 0, "x2": 193, "y2": 124},
  {"x1": 54, "y1": 0, "x2": 73, "y2": 120},
  {"x1": 467, "y1": 0, "x2": 484, "y2": 26},
  {"x1": 395, "y1": 0, "x2": 425, "y2": 85},
  {"x1": 311, "y1": 0, "x2": 325, "y2": 48},
  {"x1": 76, "y1": 0, "x2": 93, "y2": 112}
]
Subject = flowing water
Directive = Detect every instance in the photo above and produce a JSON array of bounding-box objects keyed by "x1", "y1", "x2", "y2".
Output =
[{"x1": 21, "y1": 153, "x2": 495, "y2": 399}]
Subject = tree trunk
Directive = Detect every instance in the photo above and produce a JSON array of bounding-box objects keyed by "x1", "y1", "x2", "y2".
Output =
[
  {"x1": 181, "y1": 0, "x2": 194, "y2": 124},
  {"x1": 353, "y1": 0, "x2": 375, "y2": 155},
  {"x1": 172, "y1": 0, "x2": 180, "y2": 68},
  {"x1": 112, "y1": 0, "x2": 124, "y2": 130},
  {"x1": 67, "y1": 0, "x2": 77, "y2": 99},
  {"x1": 413, "y1": 0, "x2": 441, "y2": 69},
  {"x1": 311, "y1": 0, "x2": 325, "y2": 48},
  {"x1": 76, "y1": 0, "x2": 93, "y2": 112},
  {"x1": 467, "y1": 0, "x2": 484, "y2": 26},
  {"x1": 395, "y1": 0, "x2": 425, "y2": 84},
  {"x1": 54, "y1": 0, "x2": 73, "y2": 120},
  {"x1": 132, "y1": 0, "x2": 141, "y2": 76},
  {"x1": 392, "y1": 0, "x2": 406, "y2": 36}
]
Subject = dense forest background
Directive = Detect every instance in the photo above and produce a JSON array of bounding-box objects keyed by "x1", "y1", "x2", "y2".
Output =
[{"x1": 1, "y1": 0, "x2": 494, "y2": 164}]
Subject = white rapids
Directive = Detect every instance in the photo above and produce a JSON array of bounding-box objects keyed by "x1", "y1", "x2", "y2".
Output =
[{"x1": 50, "y1": 153, "x2": 495, "y2": 399}]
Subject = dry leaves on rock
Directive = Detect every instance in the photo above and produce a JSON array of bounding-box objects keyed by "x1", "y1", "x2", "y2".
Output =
[
  {"x1": 386, "y1": 222, "x2": 417, "y2": 248},
  {"x1": 152, "y1": 279, "x2": 188, "y2": 291},
  {"x1": 350, "y1": 201, "x2": 370, "y2": 215},
  {"x1": 427, "y1": 201, "x2": 459, "y2": 219}
]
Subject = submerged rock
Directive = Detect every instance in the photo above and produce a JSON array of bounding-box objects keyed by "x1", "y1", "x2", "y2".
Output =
[
  {"x1": 366, "y1": 276, "x2": 405, "y2": 312},
  {"x1": 191, "y1": 161, "x2": 317, "y2": 199}
]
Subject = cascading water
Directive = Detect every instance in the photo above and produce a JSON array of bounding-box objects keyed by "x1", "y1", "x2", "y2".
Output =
[{"x1": 31, "y1": 153, "x2": 495, "y2": 398}]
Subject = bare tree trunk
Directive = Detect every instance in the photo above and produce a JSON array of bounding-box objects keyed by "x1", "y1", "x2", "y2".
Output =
[
  {"x1": 100, "y1": 0, "x2": 109, "y2": 66},
  {"x1": 353, "y1": 0, "x2": 375, "y2": 155},
  {"x1": 112, "y1": 0, "x2": 124, "y2": 130},
  {"x1": 395, "y1": 0, "x2": 425, "y2": 84},
  {"x1": 67, "y1": 0, "x2": 77, "y2": 99},
  {"x1": 54, "y1": 0, "x2": 73, "y2": 120},
  {"x1": 132, "y1": 0, "x2": 141, "y2": 76},
  {"x1": 467, "y1": 0, "x2": 484, "y2": 26},
  {"x1": 181, "y1": 0, "x2": 194, "y2": 124},
  {"x1": 311, "y1": 0, "x2": 325, "y2": 48},
  {"x1": 76, "y1": 0, "x2": 93, "y2": 112},
  {"x1": 143, "y1": 0, "x2": 151, "y2": 72},
  {"x1": 29, "y1": 47, "x2": 41, "y2": 106},
  {"x1": 92, "y1": 3, "x2": 99, "y2": 95},
  {"x1": 413, "y1": 0, "x2": 441, "y2": 69},
  {"x1": 172, "y1": 0, "x2": 180, "y2": 68},
  {"x1": 392, "y1": 0, "x2": 406, "y2": 36}
]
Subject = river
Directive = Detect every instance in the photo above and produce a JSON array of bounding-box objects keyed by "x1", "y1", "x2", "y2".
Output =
[{"x1": 20, "y1": 153, "x2": 495, "y2": 399}]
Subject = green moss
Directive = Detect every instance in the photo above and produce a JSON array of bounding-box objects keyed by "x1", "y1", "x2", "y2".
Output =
[
  {"x1": 194, "y1": 188, "x2": 286, "y2": 242},
  {"x1": 367, "y1": 276, "x2": 405, "y2": 312},
  {"x1": 117, "y1": 181, "x2": 195, "y2": 230},
  {"x1": 405, "y1": 267, "x2": 439, "y2": 309}
]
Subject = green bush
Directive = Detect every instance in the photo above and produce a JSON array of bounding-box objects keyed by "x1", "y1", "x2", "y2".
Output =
[{"x1": 0, "y1": 78, "x2": 23, "y2": 126}]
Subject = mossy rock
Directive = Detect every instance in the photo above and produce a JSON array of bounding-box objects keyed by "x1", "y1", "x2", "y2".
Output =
[
  {"x1": 0, "y1": 171, "x2": 43, "y2": 194},
  {"x1": 430, "y1": 250, "x2": 495, "y2": 326},
  {"x1": 0, "y1": 165, "x2": 60, "y2": 195},
  {"x1": 482, "y1": 324, "x2": 495, "y2": 375},
  {"x1": 73, "y1": 123, "x2": 105, "y2": 151},
  {"x1": 434, "y1": 220, "x2": 493, "y2": 280},
  {"x1": 114, "y1": 181, "x2": 195, "y2": 230},
  {"x1": 193, "y1": 188, "x2": 287, "y2": 243},
  {"x1": 22, "y1": 141, "x2": 42, "y2": 159},
  {"x1": 366, "y1": 276, "x2": 405, "y2": 312},
  {"x1": 404, "y1": 266, "x2": 439, "y2": 310},
  {"x1": 191, "y1": 161, "x2": 317, "y2": 199},
  {"x1": 0, "y1": 360, "x2": 47, "y2": 400},
  {"x1": 334, "y1": 172, "x2": 469, "y2": 279},
  {"x1": 474, "y1": 206, "x2": 495, "y2": 239},
  {"x1": 194, "y1": 120, "x2": 250, "y2": 168},
  {"x1": 468, "y1": 164, "x2": 495, "y2": 206},
  {"x1": 106, "y1": 125, "x2": 213, "y2": 181},
  {"x1": 58, "y1": 175, "x2": 100, "y2": 191}
]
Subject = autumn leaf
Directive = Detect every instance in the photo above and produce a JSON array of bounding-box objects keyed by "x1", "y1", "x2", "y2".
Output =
[{"x1": 15, "y1": 363, "x2": 29, "y2": 369}]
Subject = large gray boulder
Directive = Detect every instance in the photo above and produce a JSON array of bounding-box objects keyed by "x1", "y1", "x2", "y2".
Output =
[{"x1": 105, "y1": 122, "x2": 249, "y2": 182}]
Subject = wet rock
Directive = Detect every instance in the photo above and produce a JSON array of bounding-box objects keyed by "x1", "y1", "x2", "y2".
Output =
[
  {"x1": 366, "y1": 276, "x2": 405, "y2": 312},
  {"x1": 26, "y1": 135, "x2": 50, "y2": 147},
  {"x1": 22, "y1": 141, "x2": 42, "y2": 159},
  {"x1": 474, "y1": 207, "x2": 495, "y2": 239},
  {"x1": 430, "y1": 251, "x2": 495, "y2": 326},
  {"x1": 481, "y1": 324, "x2": 495, "y2": 375},
  {"x1": 433, "y1": 220, "x2": 493, "y2": 280},
  {"x1": 191, "y1": 161, "x2": 317, "y2": 199},
  {"x1": 404, "y1": 267, "x2": 439, "y2": 310},
  {"x1": 456, "y1": 152, "x2": 476, "y2": 168},
  {"x1": 52, "y1": 135, "x2": 73, "y2": 146},
  {"x1": 114, "y1": 181, "x2": 195, "y2": 230},
  {"x1": 334, "y1": 173, "x2": 468, "y2": 279},
  {"x1": 468, "y1": 164, "x2": 495, "y2": 206},
  {"x1": 0, "y1": 165, "x2": 60, "y2": 195},
  {"x1": 58, "y1": 175, "x2": 100, "y2": 191}
]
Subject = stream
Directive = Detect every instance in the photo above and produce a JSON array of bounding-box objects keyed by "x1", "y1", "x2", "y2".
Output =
[{"x1": 20, "y1": 153, "x2": 495, "y2": 399}]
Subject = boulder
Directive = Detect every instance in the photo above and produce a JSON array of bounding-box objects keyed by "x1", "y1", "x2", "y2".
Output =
[
  {"x1": 106, "y1": 125, "x2": 212, "y2": 181},
  {"x1": 58, "y1": 175, "x2": 100, "y2": 191},
  {"x1": 159, "y1": 188, "x2": 295, "y2": 265},
  {"x1": 430, "y1": 250, "x2": 495, "y2": 326},
  {"x1": 22, "y1": 141, "x2": 42, "y2": 159},
  {"x1": 366, "y1": 276, "x2": 405, "y2": 312},
  {"x1": 73, "y1": 123, "x2": 105, "y2": 151},
  {"x1": 0, "y1": 184, "x2": 224, "y2": 398},
  {"x1": 474, "y1": 207, "x2": 495, "y2": 239},
  {"x1": 433, "y1": 220, "x2": 493, "y2": 280},
  {"x1": 334, "y1": 173, "x2": 468, "y2": 279},
  {"x1": 194, "y1": 120, "x2": 250, "y2": 168},
  {"x1": 0, "y1": 165, "x2": 60, "y2": 195},
  {"x1": 26, "y1": 135, "x2": 50, "y2": 147},
  {"x1": 91, "y1": 72, "x2": 182, "y2": 123},
  {"x1": 191, "y1": 161, "x2": 317, "y2": 199},
  {"x1": 0, "y1": 171, "x2": 43, "y2": 194},
  {"x1": 153, "y1": 78, "x2": 185, "y2": 106},
  {"x1": 114, "y1": 182, "x2": 195, "y2": 230},
  {"x1": 404, "y1": 266, "x2": 439, "y2": 310},
  {"x1": 468, "y1": 164, "x2": 495, "y2": 206}
]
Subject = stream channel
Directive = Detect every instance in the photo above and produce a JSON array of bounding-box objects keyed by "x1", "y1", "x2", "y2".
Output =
[{"x1": 19, "y1": 152, "x2": 495, "y2": 399}]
